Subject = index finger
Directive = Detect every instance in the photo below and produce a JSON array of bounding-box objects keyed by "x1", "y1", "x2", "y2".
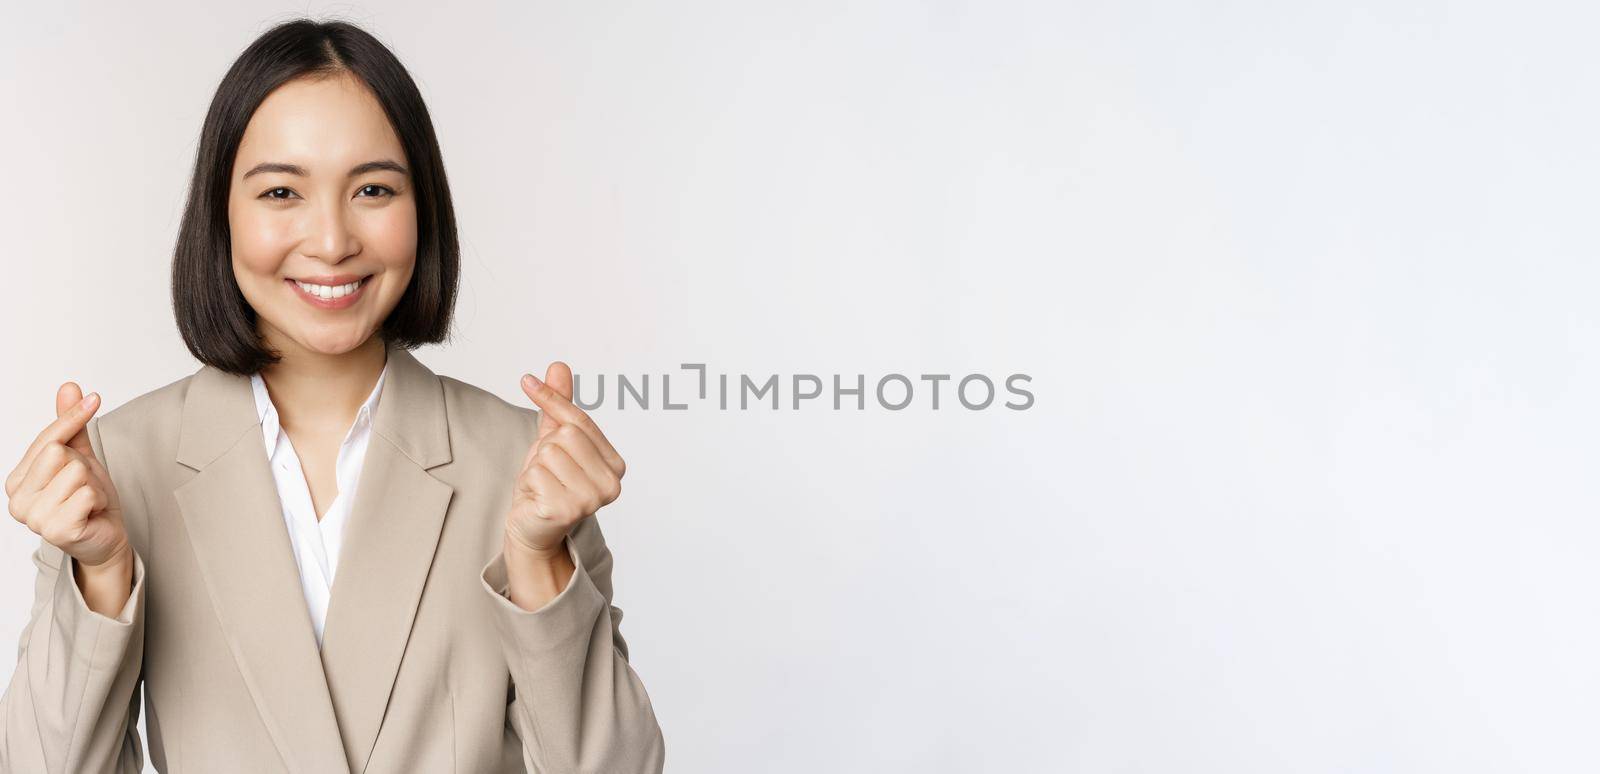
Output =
[
  {"x1": 10, "y1": 392, "x2": 99, "y2": 491},
  {"x1": 520, "y1": 374, "x2": 624, "y2": 472}
]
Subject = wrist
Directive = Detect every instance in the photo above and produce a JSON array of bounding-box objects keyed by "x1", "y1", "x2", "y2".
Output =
[
  {"x1": 501, "y1": 529, "x2": 576, "y2": 612},
  {"x1": 78, "y1": 543, "x2": 133, "y2": 572},
  {"x1": 74, "y1": 545, "x2": 134, "y2": 618},
  {"x1": 503, "y1": 528, "x2": 567, "y2": 563}
]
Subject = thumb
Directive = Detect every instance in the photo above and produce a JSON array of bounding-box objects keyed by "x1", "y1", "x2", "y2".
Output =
[
  {"x1": 56, "y1": 382, "x2": 96, "y2": 456},
  {"x1": 536, "y1": 361, "x2": 574, "y2": 440}
]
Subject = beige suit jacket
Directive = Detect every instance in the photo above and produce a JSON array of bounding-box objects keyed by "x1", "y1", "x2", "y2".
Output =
[{"x1": 0, "y1": 344, "x2": 666, "y2": 773}]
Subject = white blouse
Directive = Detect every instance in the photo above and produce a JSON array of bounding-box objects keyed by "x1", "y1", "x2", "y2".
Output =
[{"x1": 248, "y1": 363, "x2": 389, "y2": 649}]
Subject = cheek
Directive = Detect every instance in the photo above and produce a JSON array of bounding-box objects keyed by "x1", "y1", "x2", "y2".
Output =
[
  {"x1": 229, "y1": 206, "x2": 294, "y2": 278},
  {"x1": 366, "y1": 205, "x2": 419, "y2": 284}
]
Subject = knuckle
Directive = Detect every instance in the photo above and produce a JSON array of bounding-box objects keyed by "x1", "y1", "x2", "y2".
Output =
[
  {"x1": 42, "y1": 442, "x2": 67, "y2": 463},
  {"x1": 57, "y1": 465, "x2": 87, "y2": 490},
  {"x1": 11, "y1": 486, "x2": 37, "y2": 506}
]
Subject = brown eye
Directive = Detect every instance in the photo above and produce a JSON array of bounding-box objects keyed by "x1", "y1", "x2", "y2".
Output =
[
  {"x1": 261, "y1": 187, "x2": 296, "y2": 200},
  {"x1": 357, "y1": 184, "x2": 395, "y2": 198}
]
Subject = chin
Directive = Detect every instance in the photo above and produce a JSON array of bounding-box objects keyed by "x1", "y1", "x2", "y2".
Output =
[{"x1": 293, "y1": 326, "x2": 378, "y2": 356}]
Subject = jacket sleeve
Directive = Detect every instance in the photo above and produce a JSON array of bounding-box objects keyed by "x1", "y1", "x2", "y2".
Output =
[
  {"x1": 479, "y1": 514, "x2": 665, "y2": 774},
  {"x1": 0, "y1": 538, "x2": 147, "y2": 774},
  {"x1": 0, "y1": 415, "x2": 147, "y2": 774}
]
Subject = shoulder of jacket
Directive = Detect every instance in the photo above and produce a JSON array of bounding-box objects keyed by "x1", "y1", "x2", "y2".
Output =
[
  {"x1": 85, "y1": 370, "x2": 197, "y2": 476},
  {"x1": 94, "y1": 371, "x2": 197, "y2": 436},
  {"x1": 436, "y1": 374, "x2": 539, "y2": 438}
]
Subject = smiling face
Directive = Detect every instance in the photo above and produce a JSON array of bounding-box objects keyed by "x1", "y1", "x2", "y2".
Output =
[{"x1": 227, "y1": 70, "x2": 417, "y2": 359}]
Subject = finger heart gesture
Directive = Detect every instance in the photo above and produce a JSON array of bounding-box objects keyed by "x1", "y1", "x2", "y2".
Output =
[
  {"x1": 4, "y1": 382, "x2": 129, "y2": 568},
  {"x1": 506, "y1": 362, "x2": 626, "y2": 558}
]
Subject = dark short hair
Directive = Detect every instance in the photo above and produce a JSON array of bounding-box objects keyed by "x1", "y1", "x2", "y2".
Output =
[{"x1": 172, "y1": 18, "x2": 459, "y2": 375}]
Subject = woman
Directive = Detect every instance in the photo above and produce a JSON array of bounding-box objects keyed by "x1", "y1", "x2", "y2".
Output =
[{"x1": 0, "y1": 18, "x2": 665, "y2": 774}]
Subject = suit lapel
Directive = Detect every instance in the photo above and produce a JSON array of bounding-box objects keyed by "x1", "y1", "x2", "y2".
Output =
[
  {"x1": 172, "y1": 345, "x2": 455, "y2": 773},
  {"x1": 319, "y1": 345, "x2": 454, "y2": 773},
  {"x1": 173, "y1": 363, "x2": 352, "y2": 774}
]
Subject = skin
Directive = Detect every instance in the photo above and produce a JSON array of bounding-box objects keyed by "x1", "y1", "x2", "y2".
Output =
[
  {"x1": 6, "y1": 70, "x2": 626, "y2": 616},
  {"x1": 230, "y1": 70, "x2": 418, "y2": 520}
]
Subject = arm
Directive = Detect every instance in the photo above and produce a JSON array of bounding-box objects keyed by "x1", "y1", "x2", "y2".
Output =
[
  {"x1": 0, "y1": 414, "x2": 148, "y2": 774},
  {"x1": 0, "y1": 540, "x2": 147, "y2": 774},
  {"x1": 480, "y1": 515, "x2": 665, "y2": 774}
]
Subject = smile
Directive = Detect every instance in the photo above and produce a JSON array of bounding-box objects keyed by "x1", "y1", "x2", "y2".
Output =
[{"x1": 286, "y1": 275, "x2": 372, "y2": 309}]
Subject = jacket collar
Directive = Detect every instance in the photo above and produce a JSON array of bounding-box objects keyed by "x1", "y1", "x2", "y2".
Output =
[
  {"x1": 176, "y1": 341, "x2": 452, "y2": 472},
  {"x1": 249, "y1": 359, "x2": 388, "y2": 456},
  {"x1": 171, "y1": 340, "x2": 456, "y2": 773}
]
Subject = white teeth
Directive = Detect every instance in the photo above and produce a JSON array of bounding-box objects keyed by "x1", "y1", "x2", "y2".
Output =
[{"x1": 295, "y1": 279, "x2": 362, "y2": 300}]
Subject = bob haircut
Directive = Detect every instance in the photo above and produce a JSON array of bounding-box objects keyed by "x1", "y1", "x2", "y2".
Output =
[{"x1": 172, "y1": 18, "x2": 458, "y2": 375}]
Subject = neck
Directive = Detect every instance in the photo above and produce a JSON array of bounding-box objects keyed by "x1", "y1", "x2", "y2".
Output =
[{"x1": 256, "y1": 328, "x2": 388, "y2": 434}]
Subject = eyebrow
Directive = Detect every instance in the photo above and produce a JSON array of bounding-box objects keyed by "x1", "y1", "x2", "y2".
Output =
[{"x1": 241, "y1": 159, "x2": 409, "y2": 179}]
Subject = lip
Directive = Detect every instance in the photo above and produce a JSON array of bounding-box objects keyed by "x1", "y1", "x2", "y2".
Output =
[
  {"x1": 286, "y1": 275, "x2": 372, "y2": 310},
  {"x1": 293, "y1": 273, "x2": 368, "y2": 285}
]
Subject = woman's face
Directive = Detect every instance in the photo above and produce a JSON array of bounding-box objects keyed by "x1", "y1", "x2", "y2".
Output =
[{"x1": 227, "y1": 71, "x2": 417, "y2": 359}]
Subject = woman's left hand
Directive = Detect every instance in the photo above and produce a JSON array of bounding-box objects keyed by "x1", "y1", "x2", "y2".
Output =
[{"x1": 506, "y1": 361, "x2": 627, "y2": 560}]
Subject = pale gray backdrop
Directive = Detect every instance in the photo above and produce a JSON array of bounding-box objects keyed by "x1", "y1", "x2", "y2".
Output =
[{"x1": 2, "y1": 1, "x2": 1595, "y2": 772}]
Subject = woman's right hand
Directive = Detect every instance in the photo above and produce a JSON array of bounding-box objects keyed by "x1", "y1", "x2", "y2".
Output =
[{"x1": 5, "y1": 383, "x2": 132, "y2": 596}]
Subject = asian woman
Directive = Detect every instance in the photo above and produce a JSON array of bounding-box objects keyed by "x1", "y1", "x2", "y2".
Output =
[{"x1": 0, "y1": 18, "x2": 665, "y2": 774}]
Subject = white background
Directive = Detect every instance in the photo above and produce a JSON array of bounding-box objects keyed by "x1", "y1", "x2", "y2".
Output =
[{"x1": 3, "y1": 1, "x2": 1596, "y2": 772}]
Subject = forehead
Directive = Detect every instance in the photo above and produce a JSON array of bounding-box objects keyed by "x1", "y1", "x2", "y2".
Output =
[{"x1": 234, "y1": 72, "x2": 403, "y2": 171}]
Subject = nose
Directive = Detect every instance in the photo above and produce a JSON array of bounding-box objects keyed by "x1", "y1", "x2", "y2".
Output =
[{"x1": 300, "y1": 198, "x2": 361, "y2": 264}]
